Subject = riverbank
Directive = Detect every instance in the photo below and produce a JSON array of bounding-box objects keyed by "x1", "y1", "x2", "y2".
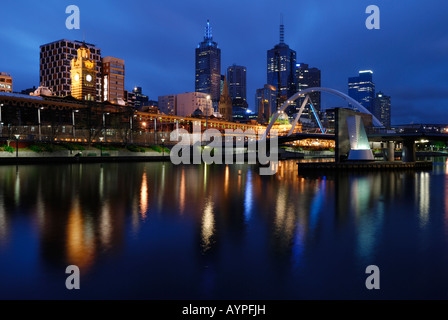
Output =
[
  {"x1": 0, "y1": 149, "x2": 171, "y2": 164},
  {"x1": 297, "y1": 161, "x2": 433, "y2": 172}
]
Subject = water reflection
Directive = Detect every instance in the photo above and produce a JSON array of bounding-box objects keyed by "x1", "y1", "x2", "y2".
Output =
[
  {"x1": 416, "y1": 172, "x2": 430, "y2": 227},
  {"x1": 140, "y1": 169, "x2": 148, "y2": 219},
  {"x1": 0, "y1": 196, "x2": 7, "y2": 246},
  {"x1": 66, "y1": 198, "x2": 95, "y2": 269},
  {"x1": 0, "y1": 160, "x2": 445, "y2": 299},
  {"x1": 201, "y1": 198, "x2": 215, "y2": 253}
]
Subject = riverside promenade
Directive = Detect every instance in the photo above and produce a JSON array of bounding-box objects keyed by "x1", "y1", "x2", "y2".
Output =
[{"x1": 0, "y1": 148, "x2": 171, "y2": 164}]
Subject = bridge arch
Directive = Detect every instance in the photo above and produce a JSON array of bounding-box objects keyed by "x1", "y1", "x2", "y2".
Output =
[{"x1": 261, "y1": 87, "x2": 384, "y2": 140}]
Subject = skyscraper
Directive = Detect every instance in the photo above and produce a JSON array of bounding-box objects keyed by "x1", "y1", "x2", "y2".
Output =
[
  {"x1": 374, "y1": 91, "x2": 391, "y2": 128},
  {"x1": 295, "y1": 63, "x2": 321, "y2": 111},
  {"x1": 267, "y1": 22, "x2": 296, "y2": 113},
  {"x1": 40, "y1": 39, "x2": 102, "y2": 99},
  {"x1": 102, "y1": 56, "x2": 125, "y2": 104},
  {"x1": 348, "y1": 70, "x2": 375, "y2": 113},
  {"x1": 227, "y1": 64, "x2": 247, "y2": 108},
  {"x1": 294, "y1": 63, "x2": 322, "y2": 127},
  {"x1": 195, "y1": 20, "x2": 221, "y2": 111}
]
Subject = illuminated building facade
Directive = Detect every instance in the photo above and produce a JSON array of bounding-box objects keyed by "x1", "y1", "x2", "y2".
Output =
[
  {"x1": 40, "y1": 39, "x2": 102, "y2": 99},
  {"x1": 0, "y1": 73, "x2": 12, "y2": 92},
  {"x1": 133, "y1": 87, "x2": 149, "y2": 110},
  {"x1": 256, "y1": 84, "x2": 277, "y2": 123},
  {"x1": 295, "y1": 63, "x2": 321, "y2": 127},
  {"x1": 348, "y1": 70, "x2": 375, "y2": 113},
  {"x1": 267, "y1": 22, "x2": 296, "y2": 114},
  {"x1": 176, "y1": 92, "x2": 213, "y2": 117},
  {"x1": 70, "y1": 45, "x2": 97, "y2": 101},
  {"x1": 227, "y1": 65, "x2": 247, "y2": 109},
  {"x1": 374, "y1": 91, "x2": 391, "y2": 129},
  {"x1": 158, "y1": 94, "x2": 177, "y2": 115},
  {"x1": 195, "y1": 20, "x2": 221, "y2": 111},
  {"x1": 102, "y1": 56, "x2": 125, "y2": 104}
]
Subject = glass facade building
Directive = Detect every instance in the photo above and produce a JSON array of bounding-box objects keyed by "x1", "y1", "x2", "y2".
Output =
[
  {"x1": 227, "y1": 64, "x2": 247, "y2": 108},
  {"x1": 195, "y1": 20, "x2": 221, "y2": 111},
  {"x1": 348, "y1": 70, "x2": 375, "y2": 113},
  {"x1": 267, "y1": 23, "x2": 296, "y2": 114},
  {"x1": 374, "y1": 91, "x2": 391, "y2": 128}
]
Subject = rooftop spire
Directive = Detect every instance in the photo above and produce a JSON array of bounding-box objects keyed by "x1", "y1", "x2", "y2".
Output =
[
  {"x1": 204, "y1": 19, "x2": 212, "y2": 41},
  {"x1": 280, "y1": 14, "x2": 284, "y2": 44}
]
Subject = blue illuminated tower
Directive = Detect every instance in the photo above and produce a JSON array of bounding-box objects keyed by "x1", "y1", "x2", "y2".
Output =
[
  {"x1": 348, "y1": 70, "x2": 376, "y2": 113},
  {"x1": 195, "y1": 20, "x2": 221, "y2": 111},
  {"x1": 267, "y1": 20, "x2": 296, "y2": 114}
]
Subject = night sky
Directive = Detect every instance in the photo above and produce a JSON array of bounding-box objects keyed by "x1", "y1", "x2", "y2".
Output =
[{"x1": 1, "y1": 0, "x2": 448, "y2": 124}]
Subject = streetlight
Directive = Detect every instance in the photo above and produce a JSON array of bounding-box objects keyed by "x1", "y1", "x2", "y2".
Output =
[
  {"x1": 103, "y1": 112, "x2": 110, "y2": 143},
  {"x1": 72, "y1": 109, "x2": 79, "y2": 140},
  {"x1": 161, "y1": 138, "x2": 165, "y2": 156},
  {"x1": 206, "y1": 95, "x2": 210, "y2": 131},
  {"x1": 0, "y1": 103, "x2": 3, "y2": 138},
  {"x1": 38, "y1": 107, "x2": 44, "y2": 141},
  {"x1": 99, "y1": 137, "x2": 104, "y2": 156},
  {"x1": 14, "y1": 134, "x2": 19, "y2": 158}
]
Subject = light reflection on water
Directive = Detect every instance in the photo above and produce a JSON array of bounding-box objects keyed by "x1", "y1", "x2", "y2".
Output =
[{"x1": 0, "y1": 159, "x2": 447, "y2": 299}]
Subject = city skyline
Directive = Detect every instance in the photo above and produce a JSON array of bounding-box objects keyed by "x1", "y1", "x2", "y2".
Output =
[{"x1": 1, "y1": 0, "x2": 448, "y2": 124}]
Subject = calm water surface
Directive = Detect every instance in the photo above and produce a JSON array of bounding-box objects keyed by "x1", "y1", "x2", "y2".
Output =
[{"x1": 1, "y1": 158, "x2": 448, "y2": 299}]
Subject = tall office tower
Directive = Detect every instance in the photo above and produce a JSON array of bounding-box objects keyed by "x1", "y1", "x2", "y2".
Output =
[
  {"x1": 348, "y1": 70, "x2": 375, "y2": 113},
  {"x1": 219, "y1": 76, "x2": 233, "y2": 122},
  {"x1": 227, "y1": 64, "x2": 247, "y2": 108},
  {"x1": 256, "y1": 84, "x2": 277, "y2": 123},
  {"x1": 374, "y1": 91, "x2": 391, "y2": 128},
  {"x1": 267, "y1": 21, "x2": 296, "y2": 114},
  {"x1": 158, "y1": 94, "x2": 177, "y2": 115},
  {"x1": 70, "y1": 44, "x2": 97, "y2": 101},
  {"x1": 133, "y1": 87, "x2": 149, "y2": 109},
  {"x1": 0, "y1": 73, "x2": 13, "y2": 92},
  {"x1": 40, "y1": 39, "x2": 102, "y2": 99},
  {"x1": 102, "y1": 56, "x2": 125, "y2": 104},
  {"x1": 295, "y1": 63, "x2": 321, "y2": 110},
  {"x1": 195, "y1": 20, "x2": 221, "y2": 111},
  {"x1": 295, "y1": 63, "x2": 321, "y2": 125}
]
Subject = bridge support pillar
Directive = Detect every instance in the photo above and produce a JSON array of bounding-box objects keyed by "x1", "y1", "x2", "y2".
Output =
[
  {"x1": 402, "y1": 140, "x2": 416, "y2": 163},
  {"x1": 386, "y1": 141, "x2": 395, "y2": 162}
]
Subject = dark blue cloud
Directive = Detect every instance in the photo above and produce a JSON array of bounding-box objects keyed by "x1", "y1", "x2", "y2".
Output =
[{"x1": 1, "y1": 0, "x2": 448, "y2": 125}]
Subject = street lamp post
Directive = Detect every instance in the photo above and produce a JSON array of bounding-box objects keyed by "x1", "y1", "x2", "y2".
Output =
[
  {"x1": 161, "y1": 138, "x2": 165, "y2": 156},
  {"x1": 0, "y1": 103, "x2": 3, "y2": 138},
  {"x1": 38, "y1": 107, "x2": 44, "y2": 141},
  {"x1": 14, "y1": 134, "x2": 19, "y2": 158},
  {"x1": 99, "y1": 137, "x2": 104, "y2": 157},
  {"x1": 154, "y1": 118, "x2": 157, "y2": 145},
  {"x1": 206, "y1": 95, "x2": 210, "y2": 131},
  {"x1": 72, "y1": 109, "x2": 78, "y2": 140},
  {"x1": 103, "y1": 112, "x2": 110, "y2": 143}
]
